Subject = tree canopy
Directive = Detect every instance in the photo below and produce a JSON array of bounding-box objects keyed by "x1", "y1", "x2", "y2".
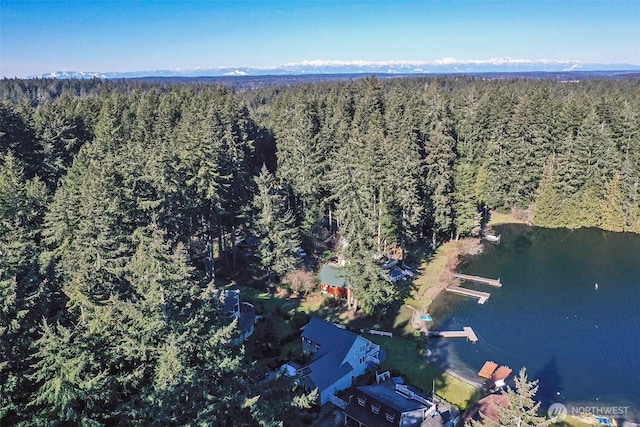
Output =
[{"x1": 0, "y1": 74, "x2": 638, "y2": 424}]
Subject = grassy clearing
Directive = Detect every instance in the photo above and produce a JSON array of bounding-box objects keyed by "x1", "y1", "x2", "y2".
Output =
[
  {"x1": 407, "y1": 240, "x2": 460, "y2": 311},
  {"x1": 488, "y1": 210, "x2": 529, "y2": 226},
  {"x1": 224, "y1": 283, "x2": 324, "y2": 315},
  {"x1": 369, "y1": 335, "x2": 478, "y2": 410}
]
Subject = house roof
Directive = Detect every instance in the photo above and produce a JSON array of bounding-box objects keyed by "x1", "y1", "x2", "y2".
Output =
[
  {"x1": 238, "y1": 306, "x2": 256, "y2": 334},
  {"x1": 223, "y1": 289, "x2": 240, "y2": 314},
  {"x1": 344, "y1": 382, "x2": 434, "y2": 427},
  {"x1": 301, "y1": 317, "x2": 362, "y2": 392},
  {"x1": 319, "y1": 264, "x2": 348, "y2": 288},
  {"x1": 356, "y1": 384, "x2": 432, "y2": 413},
  {"x1": 345, "y1": 403, "x2": 397, "y2": 426},
  {"x1": 389, "y1": 267, "x2": 406, "y2": 281},
  {"x1": 491, "y1": 366, "x2": 512, "y2": 381},
  {"x1": 462, "y1": 394, "x2": 510, "y2": 424}
]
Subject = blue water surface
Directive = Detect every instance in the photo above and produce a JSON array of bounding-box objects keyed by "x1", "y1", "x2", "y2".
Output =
[{"x1": 429, "y1": 225, "x2": 640, "y2": 415}]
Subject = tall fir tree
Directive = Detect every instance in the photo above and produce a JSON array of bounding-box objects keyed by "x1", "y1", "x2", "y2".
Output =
[
  {"x1": 0, "y1": 153, "x2": 48, "y2": 422},
  {"x1": 470, "y1": 368, "x2": 550, "y2": 427},
  {"x1": 252, "y1": 166, "x2": 301, "y2": 282}
]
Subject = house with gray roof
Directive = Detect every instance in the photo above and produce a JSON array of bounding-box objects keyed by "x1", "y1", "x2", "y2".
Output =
[
  {"x1": 343, "y1": 380, "x2": 437, "y2": 426},
  {"x1": 296, "y1": 317, "x2": 383, "y2": 405},
  {"x1": 223, "y1": 289, "x2": 256, "y2": 345}
]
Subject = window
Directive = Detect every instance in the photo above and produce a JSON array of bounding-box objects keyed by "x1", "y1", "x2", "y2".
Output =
[
  {"x1": 357, "y1": 397, "x2": 366, "y2": 407},
  {"x1": 360, "y1": 356, "x2": 365, "y2": 364},
  {"x1": 371, "y1": 405, "x2": 380, "y2": 415},
  {"x1": 385, "y1": 413, "x2": 395, "y2": 422}
]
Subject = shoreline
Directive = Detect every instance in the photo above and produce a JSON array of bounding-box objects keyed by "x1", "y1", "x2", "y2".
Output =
[
  {"x1": 421, "y1": 223, "x2": 640, "y2": 419},
  {"x1": 410, "y1": 236, "x2": 488, "y2": 399},
  {"x1": 413, "y1": 215, "x2": 520, "y2": 403},
  {"x1": 420, "y1": 209, "x2": 527, "y2": 314},
  {"x1": 421, "y1": 237, "x2": 484, "y2": 315},
  {"x1": 443, "y1": 367, "x2": 484, "y2": 389}
]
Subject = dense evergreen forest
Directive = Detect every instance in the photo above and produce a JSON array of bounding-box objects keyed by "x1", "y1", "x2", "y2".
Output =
[{"x1": 0, "y1": 76, "x2": 638, "y2": 425}]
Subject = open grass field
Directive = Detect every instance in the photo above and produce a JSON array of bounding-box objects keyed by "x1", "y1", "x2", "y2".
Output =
[
  {"x1": 488, "y1": 210, "x2": 530, "y2": 226},
  {"x1": 369, "y1": 335, "x2": 478, "y2": 409}
]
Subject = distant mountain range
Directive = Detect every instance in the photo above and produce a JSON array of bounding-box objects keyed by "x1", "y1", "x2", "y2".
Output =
[{"x1": 31, "y1": 58, "x2": 640, "y2": 79}]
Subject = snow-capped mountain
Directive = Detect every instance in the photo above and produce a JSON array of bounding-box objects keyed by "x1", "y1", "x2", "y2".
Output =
[{"x1": 32, "y1": 58, "x2": 640, "y2": 79}]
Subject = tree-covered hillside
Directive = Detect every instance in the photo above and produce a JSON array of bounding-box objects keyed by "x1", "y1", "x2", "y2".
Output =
[
  {"x1": 0, "y1": 75, "x2": 638, "y2": 424},
  {"x1": 243, "y1": 76, "x2": 640, "y2": 236}
]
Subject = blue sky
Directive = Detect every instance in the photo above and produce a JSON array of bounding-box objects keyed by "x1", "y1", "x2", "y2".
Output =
[{"x1": 1, "y1": 0, "x2": 639, "y2": 77}]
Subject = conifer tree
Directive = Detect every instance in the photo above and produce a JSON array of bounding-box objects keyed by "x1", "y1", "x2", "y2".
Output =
[
  {"x1": 425, "y1": 119, "x2": 457, "y2": 245},
  {"x1": 454, "y1": 163, "x2": 482, "y2": 238},
  {"x1": 385, "y1": 84, "x2": 428, "y2": 252},
  {"x1": 470, "y1": 368, "x2": 550, "y2": 427},
  {"x1": 253, "y1": 166, "x2": 301, "y2": 282},
  {"x1": 0, "y1": 153, "x2": 48, "y2": 421},
  {"x1": 600, "y1": 172, "x2": 626, "y2": 232},
  {"x1": 33, "y1": 95, "x2": 89, "y2": 188},
  {"x1": 274, "y1": 98, "x2": 323, "y2": 218},
  {"x1": 534, "y1": 155, "x2": 563, "y2": 228}
]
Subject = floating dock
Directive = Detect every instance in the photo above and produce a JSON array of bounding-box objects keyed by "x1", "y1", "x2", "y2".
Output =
[
  {"x1": 428, "y1": 326, "x2": 478, "y2": 343},
  {"x1": 478, "y1": 361, "x2": 498, "y2": 379},
  {"x1": 453, "y1": 273, "x2": 502, "y2": 287},
  {"x1": 445, "y1": 286, "x2": 491, "y2": 304}
]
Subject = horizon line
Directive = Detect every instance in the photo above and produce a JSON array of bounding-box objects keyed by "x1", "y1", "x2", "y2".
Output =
[{"x1": 34, "y1": 57, "x2": 640, "y2": 75}]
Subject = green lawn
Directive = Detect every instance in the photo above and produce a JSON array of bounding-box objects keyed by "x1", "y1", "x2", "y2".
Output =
[
  {"x1": 488, "y1": 210, "x2": 529, "y2": 226},
  {"x1": 370, "y1": 335, "x2": 478, "y2": 410},
  {"x1": 223, "y1": 283, "x2": 325, "y2": 315},
  {"x1": 407, "y1": 240, "x2": 460, "y2": 311}
]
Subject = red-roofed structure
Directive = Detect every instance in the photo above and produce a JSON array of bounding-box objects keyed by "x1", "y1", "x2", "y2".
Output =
[
  {"x1": 491, "y1": 366, "x2": 512, "y2": 382},
  {"x1": 478, "y1": 361, "x2": 498, "y2": 379}
]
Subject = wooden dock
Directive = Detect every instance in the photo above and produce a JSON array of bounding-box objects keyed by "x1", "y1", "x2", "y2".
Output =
[
  {"x1": 454, "y1": 273, "x2": 502, "y2": 287},
  {"x1": 445, "y1": 286, "x2": 491, "y2": 304},
  {"x1": 478, "y1": 361, "x2": 498, "y2": 379},
  {"x1": 428, "y1": 327, "x2": 478, "y2": 343}
]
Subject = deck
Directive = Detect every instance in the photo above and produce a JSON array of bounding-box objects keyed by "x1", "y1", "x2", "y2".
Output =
[
  {"x1": 454, "y1": 273, "x2": 502, "y2": 287},
  {"x1": 428, "y1": 326, "x2": 478, "y2": 343},
  {"x1": 445, "y1": 286, "x2": 491, "y2": 304},
  {"x1": 478, "y1": 361, "x2": 498, "y2": 379}
]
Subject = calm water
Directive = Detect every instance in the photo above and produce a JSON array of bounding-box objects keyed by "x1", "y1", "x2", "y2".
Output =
[{"x1": 429, "y1": 225, "x2": 640, "y2": 415}]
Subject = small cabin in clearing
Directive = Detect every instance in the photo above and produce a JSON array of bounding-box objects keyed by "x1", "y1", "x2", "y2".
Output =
[
  {"x1": 320, "y1": 264, "x2": 349, "y2": 298},
  {"x1": 320, "y1": 264, "x2": 358, "y2": 309}
]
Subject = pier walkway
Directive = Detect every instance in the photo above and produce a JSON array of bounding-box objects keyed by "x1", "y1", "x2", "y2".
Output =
[
  {"x1": 454, "y1": 273, "x2": 502, "y2": 287},
  {"x1": 428, "y1": 327, "x2": 478, "y2": 343},
  {"x1": 445, "y1": 286, "x2": 491, "y2": 304}
]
